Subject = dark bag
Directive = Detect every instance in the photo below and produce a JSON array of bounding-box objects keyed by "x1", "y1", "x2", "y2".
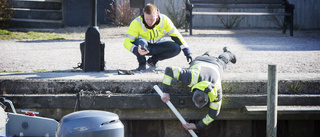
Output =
[{"x1": 78, "y1": 42, "x2": 105, "y2": 71}]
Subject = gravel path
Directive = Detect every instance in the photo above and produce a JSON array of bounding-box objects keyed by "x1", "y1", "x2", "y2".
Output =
[{"x1": 1, "y1": 25, "x2": 320, "y2": 74}]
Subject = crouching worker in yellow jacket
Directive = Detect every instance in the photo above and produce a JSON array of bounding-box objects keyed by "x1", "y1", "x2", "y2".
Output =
[
  {"x1": 160, "y1": 47, "x2": 236, "y2": 130},
  {"x1": 124, "y1": 3, "x2": 192, "y2": 71}
]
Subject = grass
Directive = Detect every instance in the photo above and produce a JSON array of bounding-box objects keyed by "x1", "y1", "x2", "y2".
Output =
[
  {"x1": 1, "y1": 69, "x2": 59, "y2": 73},
  {"x1": 1, "y1": 70, "x2": 23, "y2": 73},
  {"x1": 0, "y1": 29, "x2": 67, "y2": 40},
  {"x1": 33, "y1": 69, "x2": 48, "y2": 73}
]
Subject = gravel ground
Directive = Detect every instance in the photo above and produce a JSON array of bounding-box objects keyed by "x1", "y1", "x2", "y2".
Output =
[{"x1": 1, "y1": 25, "x2": 320, "y2": 74}]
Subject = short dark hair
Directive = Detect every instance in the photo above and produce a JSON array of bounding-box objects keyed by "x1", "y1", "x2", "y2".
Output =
[
  {"x1": 192, "y1": 90, "x2": 209, "y2": 108},
  {"x1": 144, "y1": 3, "x2": 157, "y2": 15}
]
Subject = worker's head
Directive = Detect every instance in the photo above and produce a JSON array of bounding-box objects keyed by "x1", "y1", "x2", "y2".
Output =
[
  {"x1": 192, "y1": 89, "x2": 209, "y2": 108},
  {"x1": 144, "y1": 3, "x2": 158, "y2": 27}
]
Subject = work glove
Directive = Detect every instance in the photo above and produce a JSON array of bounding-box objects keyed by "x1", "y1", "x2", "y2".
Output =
[{"x1": 182, "y1": 47, "x2": 193, "y2": 64}]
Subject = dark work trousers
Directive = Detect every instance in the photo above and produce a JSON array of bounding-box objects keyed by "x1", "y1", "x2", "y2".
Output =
[{"x1": 133, "y1": 38, "x2": 181, "y2": 66}]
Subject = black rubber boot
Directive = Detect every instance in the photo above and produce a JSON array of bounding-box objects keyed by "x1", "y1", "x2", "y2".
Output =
[
  {"x1": 136, "y1": 64, "x2": 146, "y2": 71},
  {"x1": 202, "y1": 51, "x2": 210, "y2": 56},
  {"x1": 147, "y1": 57, "x2": 157, "y2": 67},
  {"x1": 223, "y1": 47, "x2": 236, "y2": 64}
]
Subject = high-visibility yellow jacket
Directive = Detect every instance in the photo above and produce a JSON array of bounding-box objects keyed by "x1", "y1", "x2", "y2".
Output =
[
  {"x1": 124, "y1": 14, "x2": 189, "y2": 53},
  {"x1": 162, "y1": 57, "x2": 223, "y2": 129}
]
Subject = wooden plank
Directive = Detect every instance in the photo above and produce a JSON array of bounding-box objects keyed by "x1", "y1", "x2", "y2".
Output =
[
  {"x1": 192, "y1": 4, "x2": 284, "y2": 9},
  {"x1": 190, "y1": 0, "x2": 283, "y2": 5},
  {"x1": 12, "y1": 1, "x2": 62, "y2": 10},
  {"x1": 2, "y1": 94, "x2": 193, "y2": 109},
  {"x1": 246, "y1": 106, "x2": 320, "y2": 114},
  {"x1": 192, "y1": 12, "x2": 290, "y2": 16},
  {"x1": 3, "y1": 94, "x2": 320, "y2": 109}
]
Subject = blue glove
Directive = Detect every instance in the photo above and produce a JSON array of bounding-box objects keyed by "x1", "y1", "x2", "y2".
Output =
[{"x1": 182, "y1": 47, "x2": 193, "y2": 63}]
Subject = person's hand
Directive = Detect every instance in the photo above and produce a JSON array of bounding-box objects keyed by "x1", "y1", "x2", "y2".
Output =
[
  {"x1": 182, "y1": 122, "x2": 197, "y2": 130},
  {"x1": 182, "y1": 47, "x2": 192, "y2": 64},
  {"x1": 138, "y1": 45, "x2": 149, "y2": 55},
  {"x1": 161, "y1": 93, "x2": 170, "y2": 103},
  {"x1": 186, "y1": 54, "x2": 193, "y2": 64}
]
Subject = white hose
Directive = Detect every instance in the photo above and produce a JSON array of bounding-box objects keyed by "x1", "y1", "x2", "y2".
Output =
[{"x1": 153, "y1": 85, "x2": 198, "y2": 137}]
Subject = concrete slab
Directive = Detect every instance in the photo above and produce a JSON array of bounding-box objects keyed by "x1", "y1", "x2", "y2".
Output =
[{"x1": 1, "y1": 71, "x2": 319, "y2": 94}]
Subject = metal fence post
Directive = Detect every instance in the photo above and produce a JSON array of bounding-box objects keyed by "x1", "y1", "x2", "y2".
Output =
[{"x1": 267, "y1": 64, "x2": 278, "y2": 137}]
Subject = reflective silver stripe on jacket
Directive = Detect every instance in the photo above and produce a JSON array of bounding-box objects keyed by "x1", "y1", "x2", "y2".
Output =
[
  {"x1": 188, "y1": 65, "x2": 201, "y2": 87},
  {"x1": 202, "y1": 114, "x2": 214, "y2": 125},
  {"x1": 151, "y1": 37, "x2": 163, "y2": 44},
  {"x1": 126, "y1": 34, "x2": 136, "y2": 40},
  {"x1": 159, "y1": 14, "x2": 165, "y2": 28},
  {"x1": 135, "y1": 17, "x2": 147, "y2": 32},
  {"x1": 136, "y1": 36, "x2": 163, "y2": 44},
  {"x1": 126, "y1": 34, "x2": 137, "y2": 53},
  {"x1": 130, "y1": 44, "x2": 137, "y2": 53},
  {"x1": 163, "y1": 74, "x2": 172, "y2": 85},
  {"x1": 168, "y1": 27, "x2": 177, "y2": 35},
  {"x1": 173, "y1": 67, "x2": 181, "y2": 79},
  {"x1": 209, "y1": 102, "x2": 220, "y2": 110}
]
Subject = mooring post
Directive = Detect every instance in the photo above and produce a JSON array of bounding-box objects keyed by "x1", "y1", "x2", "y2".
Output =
[
  {"x1": 81, "y1": 0, "x2": 105, "y2": 72},
  {"x1": 267, "y1": 64, "x2": 278, "y2": 137}
]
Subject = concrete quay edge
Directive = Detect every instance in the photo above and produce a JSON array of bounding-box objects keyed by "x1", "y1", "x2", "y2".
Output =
[
  {"x1": 1, "y1": 72, "x2": 319, "y2": 120},
  {"x1": 0, "y1": 72, "x2": 319, "y2": 81},
  {"x1": 0, "y1": 72, "x2": 319, "y2": 94}
]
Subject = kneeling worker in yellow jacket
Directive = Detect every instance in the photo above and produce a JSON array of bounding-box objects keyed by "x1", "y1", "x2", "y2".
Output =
[{"x1": 124, "y1": 3, "x2": 192, "y2": 71}]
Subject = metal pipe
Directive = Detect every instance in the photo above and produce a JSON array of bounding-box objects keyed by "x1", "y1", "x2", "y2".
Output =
[
  {"x1": 4, "y1": 99, "x2": 16, "y2": 114},
  {"x1": 89, "y1": 0, "x2": 97, "y2": 27}
]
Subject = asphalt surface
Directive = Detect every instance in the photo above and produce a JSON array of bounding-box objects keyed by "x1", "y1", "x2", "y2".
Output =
[{"x1": 0, "y1": 27, "x2": 320, "y2": 81}]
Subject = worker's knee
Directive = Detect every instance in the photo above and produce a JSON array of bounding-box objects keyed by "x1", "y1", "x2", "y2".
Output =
[{"x1": 133, "y1": 38, "x2": 148, "y2": 47}]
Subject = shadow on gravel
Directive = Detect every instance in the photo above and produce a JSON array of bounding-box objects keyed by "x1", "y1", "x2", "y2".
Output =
[
  {"x1": 184, "y1": 30, "x2": 320, "y2": 51},
  {"x1": 16, "y1": 39, "x2": 84, "y2": 43},
  {"x1": 0, "y1": 68, "x2": 164, "y2": 79},
  {"x1": 0, "y1": 67, "x2": 167, "y2": 80},
  {"x1": 241, "y1": 43, "x2": 320, "y2": 51},
  {"x1": 1, "y1": 70, "x2": 110, "y2": 79}
]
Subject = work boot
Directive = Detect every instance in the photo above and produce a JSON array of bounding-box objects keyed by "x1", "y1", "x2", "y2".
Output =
[
  {"x1": 147, "y1": 57, "x2": 157, "y2": 68},
  {"x1": 202, "y1": 51, "x2": 210, "y2": 56},
  {"x1": 136, "y1": 64, "x2": 146, "y2": 71},
  {"x1": 223, "y1": 47, "x2": 237, "y2": 64}
]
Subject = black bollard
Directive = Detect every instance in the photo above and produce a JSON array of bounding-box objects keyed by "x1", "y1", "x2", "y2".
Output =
[{"x1": 81, "y1": 0, "x2": 105, "y2": 72}]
